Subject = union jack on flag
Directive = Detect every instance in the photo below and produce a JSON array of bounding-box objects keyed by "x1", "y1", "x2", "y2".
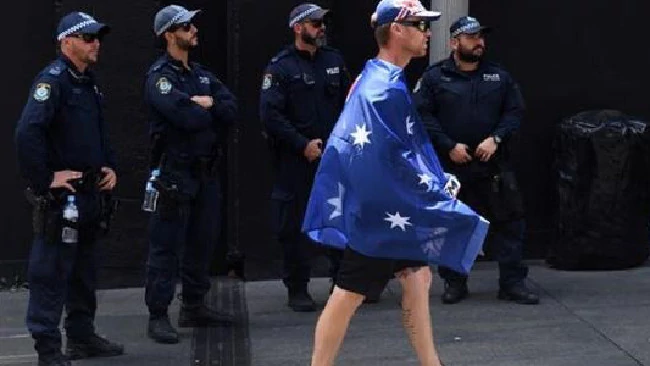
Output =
[{"x1": 395, "y1": 0, "x2": 427, "y2": 21}]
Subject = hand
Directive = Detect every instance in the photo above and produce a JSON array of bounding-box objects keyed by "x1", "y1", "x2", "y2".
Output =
[
  {"x1": 303, "y1": 139, "x2": 323, "y2": 162},
  {"x1": 449, "y1": 143, "x2": 473, "y2": 164},
  {"x1": 191, "y1": 95, "x2": 214, "y2": 109},
  {"x1": 99, "y1": 167, "x2": 117, "y2": 191},
  {"x1": 475, "y1": 137, "x2": 498, "y2": 162},
  {"x1": 50, "y1": 170, "x2": 83, "y2": 192}
]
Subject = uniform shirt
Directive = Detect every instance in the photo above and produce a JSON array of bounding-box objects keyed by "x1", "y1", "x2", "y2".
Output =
[
  {"x1": 144, "y1": 53, "x2": 237, "y2": 159},
  {"x1": 15, "y1": 56, "x2": 116, "y2": 194},
  {"x1": 414, "y1": 56, "x2": 525, "y2": 156},
  {"x1": 259, "y1": 45, "x2": 351, "y2": 154}
]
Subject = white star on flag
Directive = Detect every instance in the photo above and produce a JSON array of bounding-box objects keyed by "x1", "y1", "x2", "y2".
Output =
[
  {"x1": 327, "y1": 183, "x2": 345, "y2": 220},
  {"x1": 406, "y1": 116, "x2": 414, "y2": 135},
  {"x1": 350, "y1": 124, "x2": 371, "y2": 148},
  {"x1": 384, "y1": 211, "x2": 412, "y2": 231},
  {"x1": 401, "y1": 150, "x2": 413, "y2": 160},
  {"x1": 418, "y1": 173, "x2": 433, "y2": 191}
]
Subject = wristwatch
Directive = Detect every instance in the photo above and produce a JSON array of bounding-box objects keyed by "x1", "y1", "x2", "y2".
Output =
[{"x1": 492, "y1": 135, "x2": 502, "y2": 145}]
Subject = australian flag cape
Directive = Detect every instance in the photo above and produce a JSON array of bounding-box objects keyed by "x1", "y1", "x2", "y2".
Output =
[{"x1": 301, "y1": 58, "x2": 489, "y2": 274}]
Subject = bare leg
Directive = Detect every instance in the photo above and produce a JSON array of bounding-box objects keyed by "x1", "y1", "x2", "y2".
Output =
[
  {"x1": 397, "y1": 267, "x2": 441, "y2": 366},
  {"x1": 311, "y1": 286, "x2": 364, "y2": 366}
]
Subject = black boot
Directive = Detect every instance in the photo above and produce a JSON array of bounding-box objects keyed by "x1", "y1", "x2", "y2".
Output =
[
  {"x1": 288, "y1": 287, "x2": 316, "y2": 312},
  {"x1": 498, "y1": 282, "x2": 540, "y2": 305},
  {"x1": 148, "y1": 314, "x2": 179, "y2": 344},
  {"x1": 441, "y1": 279, "x2": 469, "y2": 304},
  {"x1": 178, "y1": 303, "x2": 235, "y2": 327},
  {"x1": 38, "y1": 352, "x2": 70, "y2": 366},
  {"x1": 65, "y1": 334, "x2": 124, "y2": 360}
]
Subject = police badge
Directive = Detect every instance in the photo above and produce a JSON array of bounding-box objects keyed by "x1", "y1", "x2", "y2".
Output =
[
  {"x1": 156, "y1": 77, "x2": 172, "y2": 94},
  {"x1": 33, "y1": 83, "x2": 51, "y2": 102}
]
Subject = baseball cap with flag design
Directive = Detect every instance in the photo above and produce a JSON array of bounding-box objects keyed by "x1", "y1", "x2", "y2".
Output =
[{"x1": 373, "y1": 0, "x2": 441, "y2": 27}]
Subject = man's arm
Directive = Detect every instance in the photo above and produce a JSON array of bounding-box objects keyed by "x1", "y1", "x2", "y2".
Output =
[
  {"x1": 413, "y1": 73, "x2": 457, "y2": 154},
  {"x1": 145, "y1": 72, "x2": 214, "y2": 132},
  {"x1": 339, "y1": 61, "x2": 352, "y2": 108},
  {"x1": 97, "y1": 92, "x2": 117, "y2": 171},
  {"x1": 14, "y1": 76, "x2": 60, "y2": 194},
  {"x1": 492, "y1": 74, "x2": 525, "y2": 141},
  {"x1": 208, "y1": 74, "x2": 238, "y2": 126},
  {"x1": 259, "y1": 63, "x2": 309, "y2": 154}
]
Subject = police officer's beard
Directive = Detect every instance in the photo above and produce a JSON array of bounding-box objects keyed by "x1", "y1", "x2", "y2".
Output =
[
  {"x1": 457, "y1": 46, "x2": 484, "y2": 63},
  {"x1": 175, "y1": 36, "x2": 194, "y2": 51},
  {"x1": 301, "y1": 29, "x2": 327, "y2": 47},
  {"x1": 73, "y1": 47, "x2": 97, "y2": 65}
]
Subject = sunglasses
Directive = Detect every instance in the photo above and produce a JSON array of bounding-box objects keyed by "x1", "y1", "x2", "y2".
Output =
[
  {"x1": 397, "y1": 20, "x2": 430, "y2": 33},
  {"x1": 68, "y1": 33, "x2": 103, "y2": 43},
  {"x1": 169, "y1": 22, "x2": 193, "y2": 32},
  {"x1": 305, "y1": 20, "x2": 324, "y2": 28}
]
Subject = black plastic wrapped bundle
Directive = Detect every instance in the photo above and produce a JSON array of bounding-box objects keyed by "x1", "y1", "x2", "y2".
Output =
[{"x1": 548, "y1": 110, "x2": 650, "y2": 270}]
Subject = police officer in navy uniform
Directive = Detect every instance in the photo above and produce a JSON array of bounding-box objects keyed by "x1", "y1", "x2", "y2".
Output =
[
  {"x1": 414, "y1": 16, "x2": 539, "y2": 305},
  {"x1": 260, "y1": 3, "x2": 352, "y2": 312},
  {"x1": 144, "y1": 5, "x2": 238, "y2": 344},
  {"x1": 14, "y1": 12, "x2": 124, "y2": 366}
]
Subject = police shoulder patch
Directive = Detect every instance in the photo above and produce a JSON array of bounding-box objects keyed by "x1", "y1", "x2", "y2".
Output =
[
  {"x1": 262, "y1": 73, "x2": 273, "y2": 90},
  {"x1": 270, "y1": 49, "x2": 291, "y2": 64},
  {"x1": 33, "y1": 83, "x2": 51, "y2": 102},
  {"x1": 156, "y1": 77, "x2": 172, "y2": 94}
]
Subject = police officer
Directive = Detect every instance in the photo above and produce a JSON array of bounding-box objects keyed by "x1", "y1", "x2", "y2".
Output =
[
  {"x1": 414, "y1": 16, "x2": 539, "y2": 305},
  {"x1": 144, "y1": 5, "x2": 237, "y2": 344},
  {"x1": 260, "y1": 3, "x2": 351, "y2": 312},
  {"x1": 14, "y1": 12, "x2": 124, "y2": 366}
]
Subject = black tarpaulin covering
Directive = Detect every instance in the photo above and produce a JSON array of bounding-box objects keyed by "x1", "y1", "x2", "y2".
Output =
[{"x1": 548, "y1": 110, "x2": 650, "y2": 270}]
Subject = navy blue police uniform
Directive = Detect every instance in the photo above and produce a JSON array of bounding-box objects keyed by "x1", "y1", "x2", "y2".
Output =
[
  {"x1": 260, "y1": 41, "x2": 351, "y2": 305},
  {"x1": 413, "y1": 17, "x2": 537, "y2": 305},
  {"x1": 143, "y1": 53, "x2": 237, "y2": 315},
  {"x1": 415, "y1": 57, "x2": 528, "y2": 284},
  {"x1": 14, "y1": 11, "x2": 123, "y2": 365}
]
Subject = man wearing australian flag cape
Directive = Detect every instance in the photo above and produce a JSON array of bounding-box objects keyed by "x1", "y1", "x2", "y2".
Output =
[{"x1": 303, "y1": 1, "x2": 489, "y2": 365}]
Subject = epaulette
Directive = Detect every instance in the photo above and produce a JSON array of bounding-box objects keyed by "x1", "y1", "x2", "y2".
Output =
[
  {"x1": 270, "y1": 49, "x2": 291, "y2": 64},
  {"x1": 191, "y1": 61, "x2": 208, "y2": 72},
  {"x1": 46, "y1": 59, "x2": 67, "y2": 76},
  {"x1": 483, "y1": 60, "x2": 503, "y2": 70},
  {"x1": 427, "y1": 59, "x2": 446, "y2": 70},
  {"x1": 147, "y1": 55, "x2": 172, "y2": 75},
  {"x1": 320, "y1": 45, "x2": 341, "y2": 54}
]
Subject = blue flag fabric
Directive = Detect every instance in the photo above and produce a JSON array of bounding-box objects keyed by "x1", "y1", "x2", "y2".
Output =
[{"x1": 301, "y1": 59, "x2": 489, "y2": 274}]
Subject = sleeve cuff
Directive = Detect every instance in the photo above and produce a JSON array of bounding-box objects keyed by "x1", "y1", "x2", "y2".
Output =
[{"x1": 294, "y1": 136, "x2": 310, "y2": 154}]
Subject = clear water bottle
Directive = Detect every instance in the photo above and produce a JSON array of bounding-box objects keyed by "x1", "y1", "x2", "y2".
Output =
[
  {"x1": 142, "y1": 168, "x2": 160, "y2": 212},
  {"x1": 61, "y1": 195, "x2": 79, "y2": 244}
]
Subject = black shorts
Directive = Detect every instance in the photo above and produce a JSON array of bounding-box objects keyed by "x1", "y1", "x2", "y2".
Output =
[{"x1": 336, "y1": 246, "x2": 427, "y2": 297}]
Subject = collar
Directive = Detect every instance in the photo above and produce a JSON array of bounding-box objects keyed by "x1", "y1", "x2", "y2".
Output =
[
  {"x1": 60, "y1": 55, "x2": 94, "y2": 83},
  {"x1": 291, "y1": 44, "x2": 320, "y2": 61},
  {"x1": 163, "y1": 52, "x2": 191, "y2": 72}
]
